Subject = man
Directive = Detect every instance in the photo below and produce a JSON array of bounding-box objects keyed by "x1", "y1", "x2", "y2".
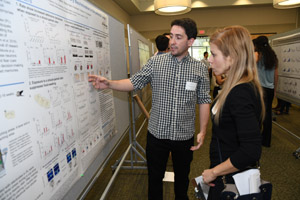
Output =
[
  {"x1": 155, "y1": 35, "x2": 170, "y2": 55},
  {"x1": 201, "y1": 51, "x2": 212, "y2": 83},
  {"x1": 88, "y1": 18, "x2": 211, "y2": 200},
  {"x1": 201, "y1": 51, "x2": 210, "y2": 68}
]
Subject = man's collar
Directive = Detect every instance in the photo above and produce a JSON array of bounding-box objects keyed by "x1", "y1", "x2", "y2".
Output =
[{"x1": 171, "y1": 52, "x2": 190, "y2": 62}]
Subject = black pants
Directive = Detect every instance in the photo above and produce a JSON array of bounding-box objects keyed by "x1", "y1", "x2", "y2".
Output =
[
  {"x1": 279, "y1": 99, "x2": 291, "y2": 113},
  {"x1": 146, "y1": 132, "x2": 194, "y2": 200},
  {"x1": 262, "y1": 87, "x2": 274, "y2": 147}
]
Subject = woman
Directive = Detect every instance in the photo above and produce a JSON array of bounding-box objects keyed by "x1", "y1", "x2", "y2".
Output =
[
  {"x1": 253, "y1": 36, "x2": 278, "y2": 147},
  {"x1": 201, "y1": 26, "x2": 265, "y2": 199}
]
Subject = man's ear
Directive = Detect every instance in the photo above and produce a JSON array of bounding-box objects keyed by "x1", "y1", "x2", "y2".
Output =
[{"x1": 188, "y1": 38, "x2": 195, "y2": 47}]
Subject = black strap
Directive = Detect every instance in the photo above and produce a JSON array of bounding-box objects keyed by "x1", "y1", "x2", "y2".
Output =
[
  {"x1": 216, "y1": 137, "x2": 227, "y2": 185},
  {"x1": 216, "y1": 137, "x2": 223, "y2": 163}
]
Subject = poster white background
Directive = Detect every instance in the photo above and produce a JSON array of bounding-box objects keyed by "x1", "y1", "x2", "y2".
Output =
[
  {"x1": 0, "y1": 0, "x2": 116, "y2": 199},
  {"x1": 273, "y1": 40, "x2": 300, "y2": 101}
]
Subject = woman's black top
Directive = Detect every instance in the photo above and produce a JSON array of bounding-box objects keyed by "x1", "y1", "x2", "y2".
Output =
[{"x1": 210, "y1": 82, "x2": 262, "y2": 171}]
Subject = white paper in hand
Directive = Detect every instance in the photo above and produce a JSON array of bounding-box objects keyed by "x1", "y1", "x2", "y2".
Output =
[
  {"x1": 249, "y1": 170, "x2": 261, "y2": 193},
  {"x1": 194, "y1": 175, "x2": 210, "y2": 199},
  {"x1": 232, "y1": 169, "x2": 261, "y2": 195}
]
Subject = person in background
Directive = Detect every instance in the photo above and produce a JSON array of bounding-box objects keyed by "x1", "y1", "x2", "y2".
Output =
[
  {"x1": 273, "y1": 97, "x2": 282, "y2": 110},
  {"x1": 163, "y1": 32, "x2": 171, "y2": 37},
  {"x1": 155, "y1": 35, "x2": 170, "y2": 55},
  {"x1": 89, "y1": 18, "x2": 211, "y2": 200},
  {"x1": 163, "y1": 32, "x2": 171, "y2": 52},
  {"x1": 202, "y1": 51, "x2": 212, "y2": 83},
  {"x1": 276, "y1": 99, "x2": 291, "y2": 115},
  {"x1": 253, "y1": 36, "x2": 278, "y2": 147},
  {"x1": 153, "y1": 33, "x2": 171, "y2": 56},
  {"x1": 212, "y1": 73, "x2": 226, "y2": 99},
  {"x1": 201, "y1": 26, "x2": 265, "y2": 199},
  {"x1": 201, "y1": 51, "x2": 210, "y2": 67}
]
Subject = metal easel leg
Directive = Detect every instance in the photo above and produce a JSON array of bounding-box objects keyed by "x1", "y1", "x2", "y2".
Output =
[
  {"x1": 272, "y1": 121, "x2": 300, "y2": 159},
  {"x1": 111, "y1": 116, "x2": 148, "y2": 170},
  {"x1": 111, "y1": 92, "x2": 149, "y2": 170}
]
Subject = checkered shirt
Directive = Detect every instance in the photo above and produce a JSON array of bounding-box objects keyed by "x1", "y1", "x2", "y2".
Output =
[{"x1": 130, "y1": 53, "x2": 211, "y2": 141}]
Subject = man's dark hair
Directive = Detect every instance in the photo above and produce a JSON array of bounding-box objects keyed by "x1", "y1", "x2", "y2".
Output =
[
  {"x1": 155, "y1": 35, "x2": 169, "y2": 51},
  {"x1": 203, "y1": 51, "x2": 208, "y2": 57},
  {"x1": 171, "y1": 18, "x2": 197, "y2": 39}
]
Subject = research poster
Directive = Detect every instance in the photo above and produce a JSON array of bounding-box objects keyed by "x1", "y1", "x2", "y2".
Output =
[
  {"x1": 0, "y1": 0, "x2": 116, "y2": 199},
  {"x1": 272, "y1": 33, "x2": 300, "y2": 102}
]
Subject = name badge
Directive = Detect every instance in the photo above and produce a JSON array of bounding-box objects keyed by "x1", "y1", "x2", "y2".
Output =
[{"x1": 185, "y1": 82, "x2": 197, "y2": 91}]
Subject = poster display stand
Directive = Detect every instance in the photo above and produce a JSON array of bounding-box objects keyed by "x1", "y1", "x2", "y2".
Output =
[{"x1": 270, "y1": 29, "x2": 300, "y2": 159}]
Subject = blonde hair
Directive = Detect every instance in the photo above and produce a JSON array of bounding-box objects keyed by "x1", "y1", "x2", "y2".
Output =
[{"x1": 211, "y1": 26, "x2": 265, "y2": 123}]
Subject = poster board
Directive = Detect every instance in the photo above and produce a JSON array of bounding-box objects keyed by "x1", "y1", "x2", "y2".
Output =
[
  {"x1": 0, "y1": 0, "x2": 129, "y2": 200},
  {"x1": 128, "y1": 26, "x2": 153, "y2": 118},
  {"x1": 270, "y1": 28, "x2": 300, "y2": 105}
]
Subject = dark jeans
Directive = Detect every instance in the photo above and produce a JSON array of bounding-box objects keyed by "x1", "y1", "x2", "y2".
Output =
[
  {"x1": 262, "y1": 87, "x2": 274, "y2": 147},
  {"x1": 146, "y1": 132, "x2": 194, "y2": 200},
  {"x1": 279, "y1": 99, "x2": 291, "y2": 113}
]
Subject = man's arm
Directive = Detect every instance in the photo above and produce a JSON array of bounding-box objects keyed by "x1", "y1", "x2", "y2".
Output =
[
  {"x1": 88, "y1": 75, "x2": 134, "y2": 92},
  {"x1": 190, "y1": 103, "x2": 210, "y2": 151}
]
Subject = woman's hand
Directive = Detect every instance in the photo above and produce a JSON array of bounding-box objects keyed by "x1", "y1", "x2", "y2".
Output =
[{"x1": 202, "y1": 168, "x2": 217, "y2": 187}]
